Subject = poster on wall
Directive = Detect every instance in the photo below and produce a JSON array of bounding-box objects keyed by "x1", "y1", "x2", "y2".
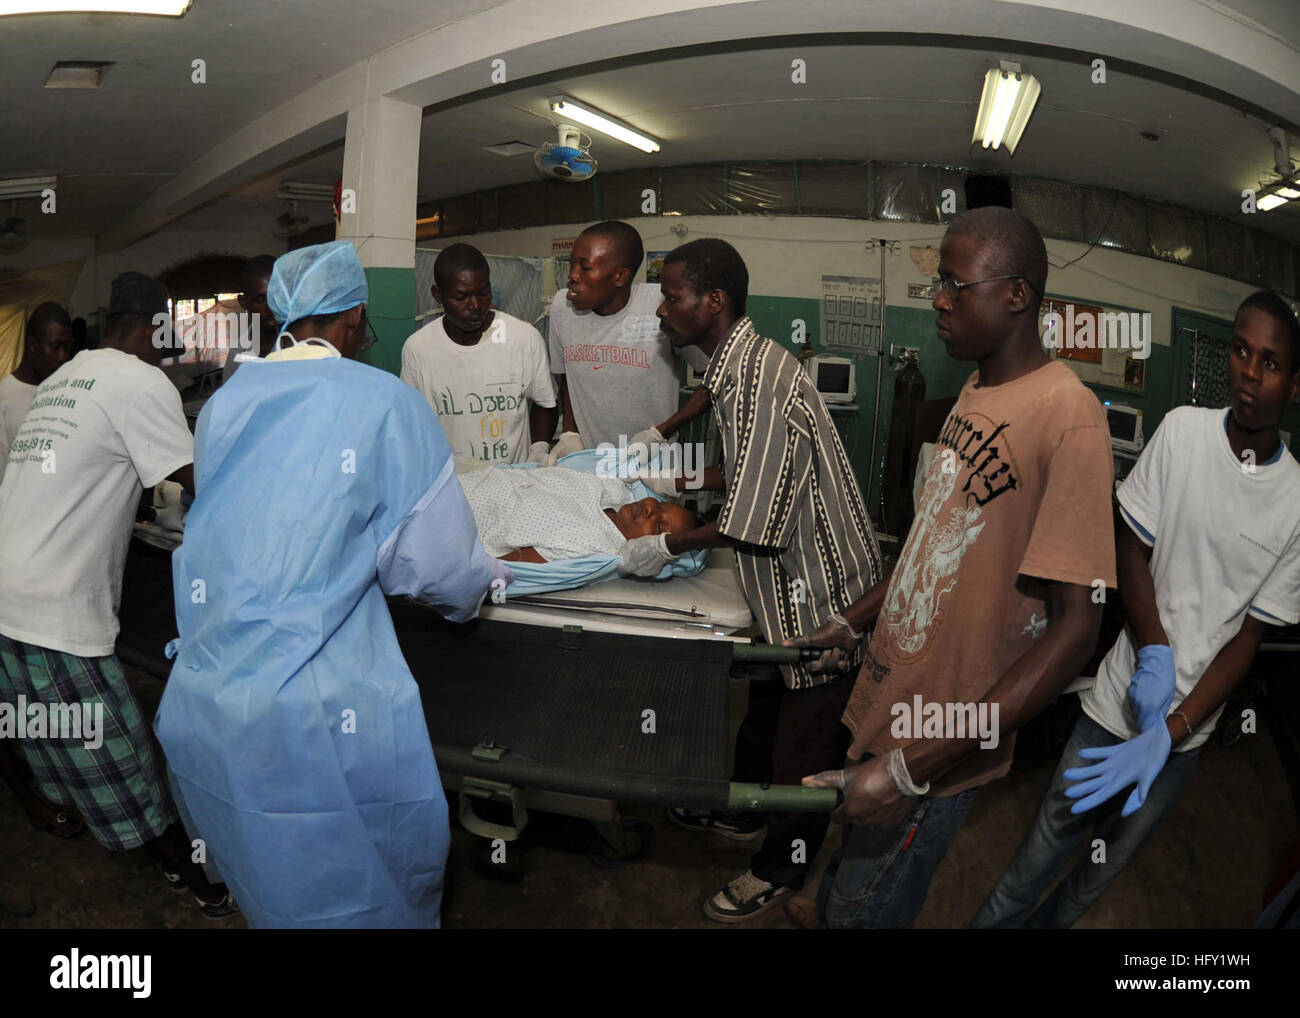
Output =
[
  {"x1": 646, "y1": 251, "x2": 670, "y2": 284},
  {"x1": 820, "y1": 274, "x2": 882, "y2": 355},
  {"x1": 551, "y1": 237, "x2": 576, "y2": 295},
  {"x1": 1040, "y1": 294, "x2": 1150, "y2": 394}
]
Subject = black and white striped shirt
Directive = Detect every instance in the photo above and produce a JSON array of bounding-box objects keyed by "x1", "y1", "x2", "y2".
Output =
[{"x1": 702, "y1": 317, "x2": 882, "y2": 689}]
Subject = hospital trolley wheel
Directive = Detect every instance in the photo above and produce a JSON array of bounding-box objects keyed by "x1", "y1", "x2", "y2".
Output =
[{"x1": 588, "y1": 817, "x2": 655, "y2": 868}]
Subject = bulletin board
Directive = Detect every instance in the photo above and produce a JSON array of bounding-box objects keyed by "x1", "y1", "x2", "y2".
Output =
[
  {"x1": 1040, "y1": 293, "x2": 1149, "y2": 394},
  {"x1": 820, "y1": 274, "x2": 882, "y2": 355}
]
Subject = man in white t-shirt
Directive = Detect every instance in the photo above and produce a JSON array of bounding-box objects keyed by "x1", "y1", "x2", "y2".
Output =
[
  {"x1": 402, "y1": 243, "x2": 556, "y2": 465},
  {"x1": 0, "y1": 272, "x2": 234, "y2": 917},
  {"x1": 546, "y1": 221, "x2": 707, "y2": 459},
  {"x1": 974, "y1": 290, "x2": 1300, "y2": 928},
  {"x1": 0, "y1": 302, "x2": 73, "y2": 484}
]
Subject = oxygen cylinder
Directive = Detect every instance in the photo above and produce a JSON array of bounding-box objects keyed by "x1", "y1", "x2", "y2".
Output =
[{"x1": 882, "y1": 349, "x2": 926, "y2": 539}]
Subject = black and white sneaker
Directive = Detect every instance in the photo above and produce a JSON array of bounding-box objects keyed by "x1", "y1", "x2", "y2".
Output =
[
  {"x1": 196, "y1": 892, "x2": 240, "y2": 920},
  {"x1": 668, "y1": 807, "x2": 764, "y2": 842},
  {"x1": 703, "y1": 871, "x2": 792, "y2": 923}
]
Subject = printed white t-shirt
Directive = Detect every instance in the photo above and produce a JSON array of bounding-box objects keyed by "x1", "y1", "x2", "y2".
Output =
[
  {"x1": 1082, "y1": 407, "x2": 1300, "y2": 752},
  {"x1": 0, "y1": 348, "x2": 194, "y2": 657},
  {"x1": 401, "y1": 311, "x2": 556, "y2": 465},
  {"x1": 0, "y1": 373, "x2": 37, "y2": 483},
  {"x1": 547, "y1": 283, "x2": 700, "y2": 449}
]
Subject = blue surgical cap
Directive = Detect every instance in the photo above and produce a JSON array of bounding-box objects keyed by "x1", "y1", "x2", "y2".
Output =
[{"x1": 268, "y1": 241, "x2": 368, "y2": 327}]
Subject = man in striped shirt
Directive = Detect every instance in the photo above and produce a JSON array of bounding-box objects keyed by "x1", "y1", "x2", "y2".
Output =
[{"x1": 619, "y1": 238, "x2": 883, "y2": 921}]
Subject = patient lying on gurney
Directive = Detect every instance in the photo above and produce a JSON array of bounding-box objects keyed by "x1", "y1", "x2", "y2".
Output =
[{"x1": 455, "y1": 459, "x2": 696, "y2": 563}]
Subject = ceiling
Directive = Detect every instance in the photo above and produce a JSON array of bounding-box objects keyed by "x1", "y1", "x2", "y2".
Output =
[{"x1": 1, "y1": 0, "x2": 1298, "y2": 248}]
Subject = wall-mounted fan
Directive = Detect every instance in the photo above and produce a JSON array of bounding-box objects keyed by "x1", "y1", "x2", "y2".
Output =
[{"x1": 534, "y1": 124, "x2": 597, "y2": 181}]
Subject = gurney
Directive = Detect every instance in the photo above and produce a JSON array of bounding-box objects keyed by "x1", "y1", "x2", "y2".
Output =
[{"x1": 117, "y1": 539, "x2": 838, "y2": 867}]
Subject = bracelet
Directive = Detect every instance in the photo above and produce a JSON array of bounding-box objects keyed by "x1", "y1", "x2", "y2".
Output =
[
  {"x1": 831, "y1": 612, "x2": 863, "y2": 640},
  {"x1": 1169, "y1": 709, "x2": 1195, "y2": 740},
  {"x1": 886, "y1": 748, "x2": 930, "y2": 797}
]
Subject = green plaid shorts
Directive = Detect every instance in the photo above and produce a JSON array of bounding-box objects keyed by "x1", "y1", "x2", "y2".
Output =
[{"x1": 0, "y1": 634, "x2": 177, "y2": 851}]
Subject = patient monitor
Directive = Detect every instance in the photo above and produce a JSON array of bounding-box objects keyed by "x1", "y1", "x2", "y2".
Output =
[
  {"x1": 1104, "y1": 402, "x2": 1144, "y2": 454},
  {"x1": 803, "y1": 356, "x2": 856, "y2": 403}
]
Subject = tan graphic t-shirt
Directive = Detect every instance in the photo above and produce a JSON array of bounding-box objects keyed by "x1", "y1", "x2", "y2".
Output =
[{"x1": 843, "y1": 360, "x2": 1116, "y2": 795}]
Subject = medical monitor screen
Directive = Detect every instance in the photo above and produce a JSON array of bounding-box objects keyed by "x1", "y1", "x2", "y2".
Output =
[
  {"x1": 1107, "y1": 407, "x2": 1137, "y2": 444},
  {"x1": 818, "y1": 362, "x2": 851, "y2": 395}
]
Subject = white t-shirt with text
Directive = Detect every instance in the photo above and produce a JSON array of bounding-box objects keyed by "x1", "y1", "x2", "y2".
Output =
[
  {"x1": 547, "y1": 283, "x2": 692, "y2": 449},
  {"x1": 0, "y1": 349, "x2": 194, "y2": 657},
  {"x1": 0, "y1": 373, "x2": 37, "y2": 484},
  {"x1": 1082, "y1": 407, "x2": 1300, "y2": 752},
  {"x1": 401, "y1": 311, "x2": 556, "y2": 465}
]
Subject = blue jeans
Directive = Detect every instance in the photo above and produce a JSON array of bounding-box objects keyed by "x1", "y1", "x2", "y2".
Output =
[
  {"x1": 973, "y1": 712, "x2": 1200, "y2": 929},
  {"x1": 818, "y1": 783, "x2": 977, "y2": 929}
]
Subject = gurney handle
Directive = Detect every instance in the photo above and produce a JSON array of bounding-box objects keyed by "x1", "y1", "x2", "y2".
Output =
[
  {"x1": 732, "y1": 644, "x2": 824, "y2": 665},
  {"x1": 728, "y1": 782, "x2": 840, "y2": 812}
]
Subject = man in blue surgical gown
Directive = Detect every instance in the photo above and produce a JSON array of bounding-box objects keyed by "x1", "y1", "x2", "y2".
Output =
[{"x1": 155, "y1": 241, "x2": 509, "y2": 928}]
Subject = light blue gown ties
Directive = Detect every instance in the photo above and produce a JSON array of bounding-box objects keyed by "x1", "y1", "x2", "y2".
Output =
[{"x1": 155, "y1": 356, "x2": 494, "y2": 928}]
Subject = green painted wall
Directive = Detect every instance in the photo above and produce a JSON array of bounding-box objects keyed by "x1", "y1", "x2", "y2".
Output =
[
  {"x1": 361, "y1": 266, "x2": 415, "y2": 377},
  {"x1": 746, "y1": 296, "x2": 1298, "y2": 527}
]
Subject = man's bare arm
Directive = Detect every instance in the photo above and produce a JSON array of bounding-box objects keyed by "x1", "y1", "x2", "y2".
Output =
[
  {"x1": 1164, "y1": 615, "x2": 1268, "y2": 749},
  {"x1": 530, "y1": 402, "x2": 558, "y2": 444},
  {"x1": 902, "y1": 580, "x2": 1101, "y2": 785},
  {"x1": 168, "y1": 463, "x2": 195, "y2": 496},
  {"x1": 557, "y1": 376, "x2": 578, "y2": 435},
  {"x1": 656, "y1": 386, "x2": 711, "y2": 439},
  {"x1": 1115, "y1": 504, "x2": 1169, "y2": 648}
]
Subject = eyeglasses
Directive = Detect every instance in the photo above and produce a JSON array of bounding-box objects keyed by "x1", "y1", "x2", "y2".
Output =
[
  {"x1": 360, "y1": 312, "x2": 380, "y2": 354},
  {"x1": 932, "y1": 274, "x2": 1040, "y2": 299}
]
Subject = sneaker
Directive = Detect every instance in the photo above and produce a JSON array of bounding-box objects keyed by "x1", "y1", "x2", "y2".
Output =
[
  {"x1": 196, "y1": 893, "x2": 240, "y2": 920},
  {"x1": 668, "y1": 807, "x2": 764, "y2": 842},
  {"x1": 161, "y1": 871, "x2": 186, "y2": 893},
  {"x1": 704, "y1": 870, "x2": 792, "y2": 923}
]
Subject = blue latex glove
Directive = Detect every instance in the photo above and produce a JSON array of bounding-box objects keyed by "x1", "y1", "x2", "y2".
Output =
[
  {"x1": 1063, "y1": 722, "x2": 1172, "y2": 817},
  {"x1": 1128, "y1": 644, "x2": 1175, "y2": 732}
]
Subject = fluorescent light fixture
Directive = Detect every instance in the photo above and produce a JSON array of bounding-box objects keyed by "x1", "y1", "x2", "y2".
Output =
[
  {"x1": 1255, "y1": 172, "x2": 1300, "y2": 212},
  {"x1": 1, "y1": 2, "x2": 191, "y2": 14},
  {"x1": 972, "y1": 62, "x2": 1041, "y2": 155},
  {"x1": 277, "y1": 182, "x2": 336, "y2": 203},
  {"x1": 549, "y1": 97, "x2": 660, "y2": 154},
  {"x1": 0, "y1": 175, "x2": 57, "y2": 199}
]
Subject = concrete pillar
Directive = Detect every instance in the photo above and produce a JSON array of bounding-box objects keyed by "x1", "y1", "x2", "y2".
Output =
[{"x1": 338, "y1": 94, "x2": 421, "y2": 375}]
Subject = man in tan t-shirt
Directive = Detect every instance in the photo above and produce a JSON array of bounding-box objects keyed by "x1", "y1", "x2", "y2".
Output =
[{"x1": 787, "y1": 206, "x2": 1116, "y2": 929}]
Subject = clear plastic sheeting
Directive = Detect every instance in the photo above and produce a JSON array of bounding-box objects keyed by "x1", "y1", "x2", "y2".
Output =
[
  {"x1": 795, "y1": 162, "x2": 869, "y2": 217},
  {"x1": 662, "y1": 165, "x2": 728, "y2": 215},
  {"x1": 1206, "y1": 218, "x2": 1254, "y2": 285},
  {"x1": 414, "y1": 249, "x2": 548, "y2": 326},
  {"x1": 1084, "y1": 189, "x2": 1147, "y2": 254},
  {"x1": 725, "y1": 164, "x2": 799, "y2": 214},
  {"x1": 1252, "y1": 231, "x2": 1292, "y2": 293},
  {"x1": 871, "y1": 163, "x2": 946, "y2": 223},
  {"x1": 1015, "y1": 177, "x2": 1085, "y2": 241},
  {"x1": 1147, "y1": 203, "x2": 1207, "y2": 269}
]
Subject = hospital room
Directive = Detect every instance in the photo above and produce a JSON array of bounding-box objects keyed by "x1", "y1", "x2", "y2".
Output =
[{"x1": 0, "y1": 0, "x2": 1298, "y2": 971}]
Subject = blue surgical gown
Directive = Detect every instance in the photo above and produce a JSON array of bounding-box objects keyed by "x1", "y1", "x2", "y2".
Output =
[{"x1": 154, "y1": 357, "x2": 494, "y2": 928}]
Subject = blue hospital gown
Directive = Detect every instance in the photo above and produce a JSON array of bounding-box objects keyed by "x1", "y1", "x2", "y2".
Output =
[{"x1": 155, "y1": 356, "x2": 494, "y2": 928}]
